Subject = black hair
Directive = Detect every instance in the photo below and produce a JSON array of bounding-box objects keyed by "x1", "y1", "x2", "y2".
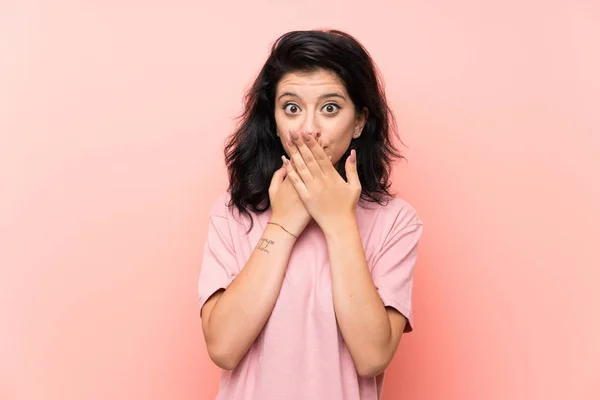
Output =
[{"x1": 224, "y1": 29, "x2": 404, "y2": 229}]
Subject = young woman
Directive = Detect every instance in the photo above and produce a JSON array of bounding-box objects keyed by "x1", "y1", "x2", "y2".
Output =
[{"x1": 198, "y1": 29, "x2": 423, "y2": 400}]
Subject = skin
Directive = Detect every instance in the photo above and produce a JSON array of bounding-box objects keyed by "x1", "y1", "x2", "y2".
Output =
[
  {"x1": 201, "y1": 69, "x2": 406, "y2": 378},
  {"x1": 275, "y1": 69, "x2": 365, "y2": 167}
]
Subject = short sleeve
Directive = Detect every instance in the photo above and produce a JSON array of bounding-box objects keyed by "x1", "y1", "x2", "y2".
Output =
[
  {"x1": 371, "y1": 213, "x2": 423, "y2": 333},
  {"x1": 197, "y1": 199, "x2": 240, "y2": 316}
]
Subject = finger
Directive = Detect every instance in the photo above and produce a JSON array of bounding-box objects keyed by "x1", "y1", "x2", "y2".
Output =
[
  {"x1": 345, "y1": 149, "x2": 361, "y2": 188},
  {"x1": 287, "y1": 130, "x2": 314, "y2": 184},
  {"x1": 283, "y1": 155, "x2": 309, "y2": 199},
  {"x1": 300, "y1": 131, "x2": 336, "y2": 175},
  {"x1": 295, "y1": 131, "x2": 325, "y2": 178},
  {"x1": 269, "y1": 158, "x2": 288, "y2": 193}
]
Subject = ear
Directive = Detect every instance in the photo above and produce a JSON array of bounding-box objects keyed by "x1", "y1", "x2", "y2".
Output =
[{"x1": 352, "y1": 107, "x2": 368, "y2": 139}]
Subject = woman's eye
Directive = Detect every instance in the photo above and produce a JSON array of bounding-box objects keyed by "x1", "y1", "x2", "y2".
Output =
[
  {"x1": 323, "y1": 103, "x2": 340, "y2": 114},
  {"x1": 284, "y1": 104, "x2": 301, "y2": 114}
]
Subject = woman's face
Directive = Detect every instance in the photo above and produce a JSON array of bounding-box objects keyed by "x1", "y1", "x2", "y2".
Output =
[{"x1": 274, "y1": 69, "x2": 367, "y2": 167}]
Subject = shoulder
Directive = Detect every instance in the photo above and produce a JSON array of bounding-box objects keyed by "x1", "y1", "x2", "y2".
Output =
[
  {"x1": 359, "y1": 195, "x2": 422, "y2": 229},
  {"x1": 385, "y1": 196, "x2": 422, "y2": 230},
  {"x1": 357, "y1": 195, "x2": 423, "y2": 246},
  {"x1": 208, "y1": 191, "x2": 233, "y2": 219},
  {"x1": 207, "y1": 191, "x2": 254, "y2": 230}
]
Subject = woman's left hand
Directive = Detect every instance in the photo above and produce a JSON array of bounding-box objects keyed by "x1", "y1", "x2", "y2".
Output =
[{"x1": 283, "y1": 130, "x2": 361, "y2": 234}]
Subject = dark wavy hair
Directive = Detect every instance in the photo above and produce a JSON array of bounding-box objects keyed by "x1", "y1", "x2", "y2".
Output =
[{"x1": 224, "y1": 29, "x2": 404, "y2": 228}]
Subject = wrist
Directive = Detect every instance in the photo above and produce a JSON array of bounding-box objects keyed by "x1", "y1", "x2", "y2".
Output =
[
  {"x1": 321, "y1": 214, "x2": 358, "y2": 242},
  {"x1": 267, "y1": 221, "x2": 299, "y2": 239},
  {"x1": 263, "y1": 222, "x2": 299, "y2": 245},
  {"x1": 268, "y1": 214, "x2": 306, "y2": 239}
]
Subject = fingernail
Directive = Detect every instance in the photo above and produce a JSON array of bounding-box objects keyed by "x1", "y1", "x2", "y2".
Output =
[
  {"x1": 290, "y1": 131, "x2": 299, "y2": 140},
  {"x1": 302, "y1": 131, "x2": 311, "y2": 141}
]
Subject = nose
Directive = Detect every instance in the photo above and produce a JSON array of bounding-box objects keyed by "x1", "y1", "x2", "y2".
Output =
[{"x1": 299, "y1": 114, "x2": 321, "y2": 138}]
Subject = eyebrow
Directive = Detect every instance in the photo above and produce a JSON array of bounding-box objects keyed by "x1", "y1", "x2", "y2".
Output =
[{"x1": 277, "y1": 92, "x2": 347, "y2": 101}]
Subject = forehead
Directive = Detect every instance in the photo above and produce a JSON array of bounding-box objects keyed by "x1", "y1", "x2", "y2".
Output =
[{"x1": 276, "y1": 69, "x2": 348, "y2": 96}]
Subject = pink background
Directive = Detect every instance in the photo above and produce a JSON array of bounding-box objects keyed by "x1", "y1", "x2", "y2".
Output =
[{"x1": 1, "y1": 1, "x2": 599, "y2": 399}]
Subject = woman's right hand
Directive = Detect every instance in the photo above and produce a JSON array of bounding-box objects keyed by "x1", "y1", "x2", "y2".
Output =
[{"x1": 268, "y1": 158, "x2": 312, "y2": 238}]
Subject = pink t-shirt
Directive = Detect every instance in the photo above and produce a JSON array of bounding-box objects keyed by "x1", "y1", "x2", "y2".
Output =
[{"x1": 198, "y1": 191, "x2": 423, "y2": 400}]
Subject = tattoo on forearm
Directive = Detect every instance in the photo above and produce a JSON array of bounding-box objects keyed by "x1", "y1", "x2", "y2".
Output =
[{"x1": 257, "y1": 238, "x2": 275, "y2": 253}]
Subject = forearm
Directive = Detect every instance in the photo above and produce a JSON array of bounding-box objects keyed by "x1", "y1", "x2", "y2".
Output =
[
  {"x1": 204, "y1": 224, "x2": 295, "y2": 368},
  {"x1": 324, "y1": 217, "x2": 394, "y2": 376}
]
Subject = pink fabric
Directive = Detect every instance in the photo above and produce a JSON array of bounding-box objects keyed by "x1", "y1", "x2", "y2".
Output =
[{"x1": 198, "y1": 191, "x2": 423, "y2": 400}]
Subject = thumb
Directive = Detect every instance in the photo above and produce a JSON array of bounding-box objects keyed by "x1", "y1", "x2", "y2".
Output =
[
  {"x1": 269, "y1": 156, "x2": 288, "y2": 192},
  {"x1": 345, "y1": 149, "x2": 361, "y2": 187}
]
